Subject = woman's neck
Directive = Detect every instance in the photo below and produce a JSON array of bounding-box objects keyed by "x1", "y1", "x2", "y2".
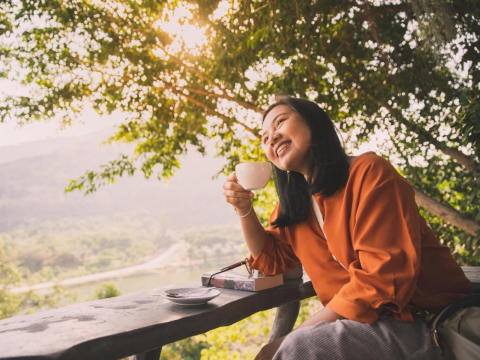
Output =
[{"x1": 304, "y1": 155, "x2": 356, "y2": 182}]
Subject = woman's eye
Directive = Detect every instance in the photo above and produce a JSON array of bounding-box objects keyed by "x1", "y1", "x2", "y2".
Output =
[
  {"x1": 263, "y1": 136, "x2": 269, "y2": 144},
  {"x1": 278, "y1": 118, "x2": 286, "y2": 125}
]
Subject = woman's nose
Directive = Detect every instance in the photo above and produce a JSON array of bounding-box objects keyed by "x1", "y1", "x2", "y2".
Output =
[{"x1": 269, "y1": 132, "x2": 280, "y2": 147}]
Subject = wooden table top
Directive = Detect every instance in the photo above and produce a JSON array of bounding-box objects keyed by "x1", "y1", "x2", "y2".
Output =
[
  {"x1": 1, "y1": 267, "x2": 478, "y2": 360},
  {"x1": 0, "y1": 278, "x2": 314, "y2": 360}
]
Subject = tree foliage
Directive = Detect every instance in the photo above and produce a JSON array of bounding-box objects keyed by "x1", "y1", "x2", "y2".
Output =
[
  {"x1": 0, "y1": 240, "x2": 65, "y2": 320},
  {"x1": 1, "y1": 0, "x2": 479, "y2": 262},
  {"x1": 0, "y1": 215, "x2": 172, "y2": 284},
  {"x1": 94, "y1": 282, "x2": 121, "y2": 299},
  {"x1": 160, "y1": 296, "x2": 322, "y2": 359}
]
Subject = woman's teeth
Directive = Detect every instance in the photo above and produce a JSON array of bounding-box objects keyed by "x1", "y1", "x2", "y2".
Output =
[{"x1": 277, "y1": 142, "x2": 291, "y2": 156}]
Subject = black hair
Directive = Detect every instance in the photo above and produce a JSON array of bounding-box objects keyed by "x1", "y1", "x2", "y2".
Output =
[{"x1": 263, "y1": 96, "x2": 350, "y2": 229}]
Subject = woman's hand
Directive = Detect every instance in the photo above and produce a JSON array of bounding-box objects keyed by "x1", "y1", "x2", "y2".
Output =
[
  {"x1": 223, "y1": 172, "x2": 255, "y2": 215},
  {"x1": 254, "y1": 308, "x2": 345, "y2": 359},
  {"x1": 296, "y1": 306, "x2": 345, "y2": 329},
  {"x1": 223, "y1": 172, "x2": 266, "y2": 258},
  {"x1": 255, "y1": 335, "x2": 287, "y2": 360}
]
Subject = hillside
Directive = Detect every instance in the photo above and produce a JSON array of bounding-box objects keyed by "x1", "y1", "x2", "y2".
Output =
[{"x1": 0, "y1": 131, "x2": 238, "y2": 231}]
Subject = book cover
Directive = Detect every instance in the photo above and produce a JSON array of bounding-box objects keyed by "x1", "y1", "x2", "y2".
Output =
[{"x1": 201, "y1": 268, "x2": 283, "y2": 291}]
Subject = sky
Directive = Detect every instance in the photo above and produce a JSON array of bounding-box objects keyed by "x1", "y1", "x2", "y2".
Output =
[
  {"x1": 0, "y1": 79, "x2": 123, "y2": 147},
  {"x1": 0, "y1": 1, "x2": 381, "y2": 153},
  {"x1": 0, "y1": 2, "x2": 204, "y2": 147},
  {"x1": 0, "y1": 109, "x2": 121, "y2": 147},
  {"x1": 0, "y1": 76, "x2": 379, "y2": 155}
]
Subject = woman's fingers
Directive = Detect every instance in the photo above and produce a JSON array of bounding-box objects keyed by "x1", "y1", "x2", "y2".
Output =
[
  {"x1": 223, "y1": 172, "x2": 252, "y2": 195},
  {"x1": 223, "y1": 189, "x2": 253, "y2": 199},
  {"x1": 223, "y1": 190, "x2": 253, "y2": 208},
  {"x1": 226, "y1": 171, "x2": 239, "y2": 182},
  {"x1": 223, "y1": 172, "x2": 255, "y2": 211},
  {"x1": 223, "y1": 182, "x2": 246, "y2": 192},
  {"x1": 254, "y1": 335, "x2": 287, "y2": 359},
  {"x1": 224, "y1": 174, "x2": 245, "y2": 191}
]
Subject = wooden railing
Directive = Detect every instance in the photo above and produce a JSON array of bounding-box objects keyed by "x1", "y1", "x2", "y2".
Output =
[{"x1": 0, "y1": 268, "x2": 478, "y2": 360}]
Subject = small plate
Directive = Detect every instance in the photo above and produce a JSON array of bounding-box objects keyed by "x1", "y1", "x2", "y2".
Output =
[{"x1": 162, "y1": 287, "x2": 221, "y2": 306}]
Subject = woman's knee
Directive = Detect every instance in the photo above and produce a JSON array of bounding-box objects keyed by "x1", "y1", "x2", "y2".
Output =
[{"x1": 273, "y1": 324, "x2": 329, "y2": 360}]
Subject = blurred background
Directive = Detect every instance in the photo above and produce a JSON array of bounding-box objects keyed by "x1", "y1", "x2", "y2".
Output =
[{"x1": 1, "y1": 0, "x2": 479, "y2": 358}]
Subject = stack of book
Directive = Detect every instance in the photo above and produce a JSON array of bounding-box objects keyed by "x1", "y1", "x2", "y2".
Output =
[{"x1": 201, "y1": 264, "x2": 303, "y2": 292}]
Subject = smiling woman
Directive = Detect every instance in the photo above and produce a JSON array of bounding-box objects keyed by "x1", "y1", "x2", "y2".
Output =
[
  {"x1": 261, "y1": 105, "x2": 312, "y2": 175},
  {"x1": 222, "y1": 96, "x2": 472, "y2": 360},
  {"x1": 262, "y1": 96, "x2": 350, "y2": 229}
]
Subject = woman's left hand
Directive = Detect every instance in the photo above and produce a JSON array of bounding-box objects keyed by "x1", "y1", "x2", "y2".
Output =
[
  {"x1": 254, "y1": 307, "x2": 344, "y2": 359},
  {"x1": 295, "y1": 306, "x2": 345, "y2": 329},
  {"x1": 254, "y1": 335, "x2": 287, "y2": 360}
]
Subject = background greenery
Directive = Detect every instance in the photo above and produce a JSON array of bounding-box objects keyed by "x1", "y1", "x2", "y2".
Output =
[
  {"x1": 1, "y1": 215, "x2": 171, "y2": 284},
  {"x1": 0, "y1": 0, "x2": 479, "y2": 358},
  {"x1": 0, "y1": 210, "x2": 247, "y2": 313},
  {"x1": 1, "y1": 0, "x2": 478, "y2": 262}
]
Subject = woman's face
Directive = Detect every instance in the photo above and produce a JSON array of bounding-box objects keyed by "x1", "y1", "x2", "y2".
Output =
[{"x1": 262, "y1": 104, "x2": 312, "y2": 176}]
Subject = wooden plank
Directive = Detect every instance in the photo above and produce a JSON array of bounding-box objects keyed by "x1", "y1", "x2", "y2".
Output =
[
  {"x1": 0, "y1": 267, "x2": 478, "y2": 360},
  {"x1": 0, "y1": 279, "x2": 315, "y2": 360},
  {"x1": 463, "y1": 266, "x2": 480, "y2": 283},
  {"x1": 464, "y1": 266, "x2": 480, "y2": 294},
  {"x1": 268, "y1": 301, "x2": 300, "y2": 343}
]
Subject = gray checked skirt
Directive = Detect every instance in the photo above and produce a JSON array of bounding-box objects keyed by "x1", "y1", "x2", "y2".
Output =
[{"x1": 273, "y1": 314, "x2": 455, "y2": 360}]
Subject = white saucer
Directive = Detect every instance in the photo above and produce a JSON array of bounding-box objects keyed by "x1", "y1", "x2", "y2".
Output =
[{"x1": 162, "y1": 287, "x2": 221, "y2": 306}]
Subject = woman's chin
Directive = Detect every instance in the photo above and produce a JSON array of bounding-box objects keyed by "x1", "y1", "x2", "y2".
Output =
[
  {"x1": 277, "y1": 162, "x2": 293, "y2": 172},
  {"x1": 273, "y1": 156, "x2": 297, "y2": 172}
]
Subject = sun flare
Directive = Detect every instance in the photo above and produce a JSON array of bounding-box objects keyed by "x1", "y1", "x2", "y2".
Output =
[{"x1": 154, "y1": 3, "x2": 207, "y2": 56}]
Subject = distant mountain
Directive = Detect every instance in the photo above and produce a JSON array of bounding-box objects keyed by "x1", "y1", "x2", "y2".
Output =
[
  {"x1": 0, "y1": 131, "x2": 238, "y2": 231},
  {"x1": 0, "y1": 130, "x2": 112, "y2": 165}
]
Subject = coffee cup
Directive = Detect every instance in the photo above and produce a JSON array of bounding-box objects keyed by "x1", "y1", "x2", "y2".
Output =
[{"x1": 235, "y1": 162, "x2": 272, "y2": 191}]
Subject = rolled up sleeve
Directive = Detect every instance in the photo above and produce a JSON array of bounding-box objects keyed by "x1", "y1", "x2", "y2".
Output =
[
  {"x1": 249, "y1": 205, "x2": 300, "y2": 275},
  {"x1": 327, "y1": 176, "x2": 421, "y2": 323}
]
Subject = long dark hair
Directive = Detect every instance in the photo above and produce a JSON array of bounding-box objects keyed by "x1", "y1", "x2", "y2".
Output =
[{"x1": 263, "y1": 96, "x2": 350, "y2": 229}]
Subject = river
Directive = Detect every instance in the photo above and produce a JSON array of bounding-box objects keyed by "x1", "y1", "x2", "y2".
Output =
[
  {"x1": 57, "y1": 256, "x2": 239, "y2": 305},
  {"x1": 11, "y1": 243, "x2": 241, "y2": 305}
]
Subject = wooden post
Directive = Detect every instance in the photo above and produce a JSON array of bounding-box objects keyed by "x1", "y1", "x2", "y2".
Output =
[{"x1": 268, "y1": 301, "x2": 300, "y2": 343}]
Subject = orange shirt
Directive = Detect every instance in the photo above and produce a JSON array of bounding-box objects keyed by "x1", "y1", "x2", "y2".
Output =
[{"x1": 249, "y1": 152, "x2": 471, "y2": 323}]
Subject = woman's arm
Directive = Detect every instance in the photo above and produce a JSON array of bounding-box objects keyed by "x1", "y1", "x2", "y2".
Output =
[
  {"x1": 327, "y1": 162, "x2": 423, "y2": 323},
  {"x1": 295, "y1": 306, "x2": 345, "y2": 329},
  {"x1": 223, "y1": 172, "x2": 266, "y2": 257}
]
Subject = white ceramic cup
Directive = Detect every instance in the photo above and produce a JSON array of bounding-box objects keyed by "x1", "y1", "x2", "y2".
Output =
[{"x1": 235, "y1": 162, "x2": 272, "y2": 191}]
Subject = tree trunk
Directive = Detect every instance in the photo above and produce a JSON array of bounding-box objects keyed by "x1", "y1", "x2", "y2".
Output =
[{"x1": 413, "y1": 187, "x2": 480, "y2": 236}]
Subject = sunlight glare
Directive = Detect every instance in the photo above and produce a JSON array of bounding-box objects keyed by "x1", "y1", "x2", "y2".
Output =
[
  {"x1": 154, "y1": 3, "x2": 207, "y2": 56},
  {"x1": 211, "y1": 0, "x2": 235, "y2": 21}
]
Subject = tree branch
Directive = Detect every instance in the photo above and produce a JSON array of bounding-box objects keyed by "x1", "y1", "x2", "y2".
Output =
[
  {"x1": 361, "y1": 90, "x2": 478, "y2": 173},
  {"x1": 386, "y1": 121, "x2": 479, "y2": 236},
  {"x1": 413, "y1": 187, "x2": 480, "y2": 236},
  {"x1": 182, "y1": 93, "x2": 257, "y2": 135},
  {"x1": 161, "y1": 86, "x2": 258, "y2": 135},
  {"x1": 161, "y1": 51, "x2": 261, "y2": 113},
  {"x1": 182, "y1": 87, "x2": 261, "y2": 113},
  {"x1": 384, "y1": 102, "x2": 477, "y2": 173},
  {"x1": 166, "y1": 53, "x2": 216, "y2": 84},
  {"x1": 253, "y1": 2, "x2": 273, "y2": 13}
]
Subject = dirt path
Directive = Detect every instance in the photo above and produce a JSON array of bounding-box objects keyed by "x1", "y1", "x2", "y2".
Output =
[{"x1": 10, "y1": 243, "x2": 184, "y2": 294}]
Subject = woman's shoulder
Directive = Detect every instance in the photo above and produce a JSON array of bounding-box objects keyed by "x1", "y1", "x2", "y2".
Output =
[
  {"x1": 348, "y1": 152, "x2": 400, "y2": 185},
  {"x1": 350, "y1": 151, "x2": 390, "y2": 167}
]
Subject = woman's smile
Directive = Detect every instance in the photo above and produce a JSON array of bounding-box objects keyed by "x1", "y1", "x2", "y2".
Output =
[
  {"x1": 262, "y1": 105, "x2": 312, "y2": 176},
  {"x1": 276, "y1": 141, "x2": 291, "y2": 157}
]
